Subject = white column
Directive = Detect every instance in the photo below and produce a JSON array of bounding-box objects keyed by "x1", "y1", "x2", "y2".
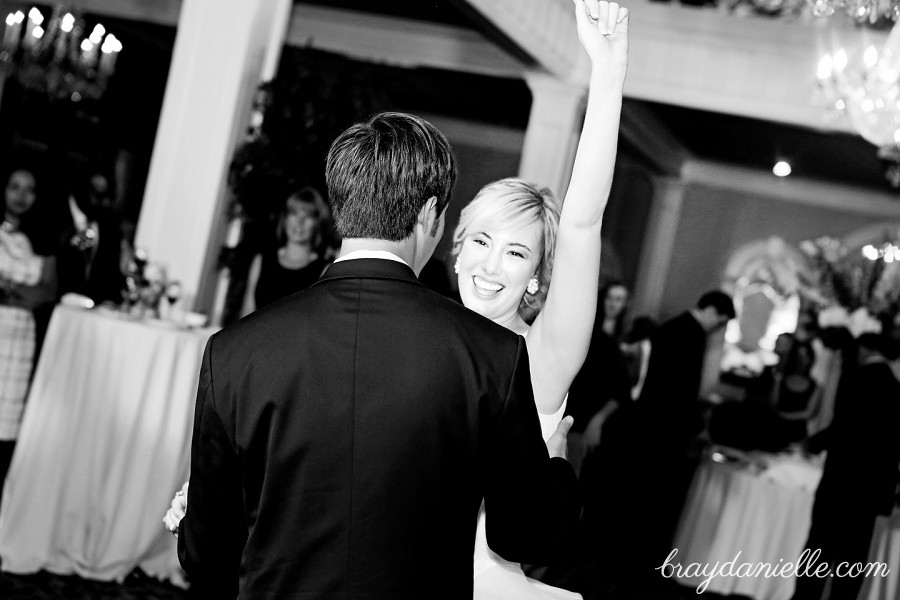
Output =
[
  {"x1": 518, "y1": 72, "x2": 585, "y2": 198},
  {"x1": 135, "y1": 0, "x2": 292, "y2": 311},
  {"x1": 632, "y1": 176, "x2": 685, "y2": 319}
]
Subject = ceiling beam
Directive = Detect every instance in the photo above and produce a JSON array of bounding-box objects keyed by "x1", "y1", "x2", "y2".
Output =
[
  {"x1": 624, "y1": 0, "x2": 860, "y2": 134},
  {"x1": 3, "y1": 0, "x2": 184, "y2": 27},
  {"x1": 682, "y1": 159, "x2": 900, "y2": 217},
  {"x1": 458, "y1": 0, "x2": 581, "y2": 80},
  {"x1": 458, "y1": 0, "x2": 863, "y2": 134},
  {"x1": 8, "y1": 0, "x2": 872, "y2": 136},
  {"x1": 287, "y1": 4, "x2": 527, "y2": 79}
]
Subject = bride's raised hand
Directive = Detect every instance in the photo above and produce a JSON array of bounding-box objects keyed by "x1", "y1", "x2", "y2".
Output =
[{"x1": 572, "y1": 0, "x2": 629, "y2": 76}]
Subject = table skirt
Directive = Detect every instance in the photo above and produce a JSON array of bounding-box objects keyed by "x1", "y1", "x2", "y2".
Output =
[{"x1": 0, "y1": 306, "x2": 213, "y2": 585}]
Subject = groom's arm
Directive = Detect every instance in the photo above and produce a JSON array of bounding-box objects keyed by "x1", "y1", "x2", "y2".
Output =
[
  {"x1": 483, "y1": 337, "x2": 580, "y2": 565},
  {"x1": 178, "y1": 337, "x2": 246, "y2": 598}
]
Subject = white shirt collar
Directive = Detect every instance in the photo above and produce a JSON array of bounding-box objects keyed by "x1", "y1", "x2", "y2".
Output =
[{"x1": 333, "y1": 250, "x2": 409, "y2": 267}]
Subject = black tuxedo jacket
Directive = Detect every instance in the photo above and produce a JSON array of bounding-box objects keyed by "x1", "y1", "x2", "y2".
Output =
[
  {"x1": 633, "y1": 312, "x2": 707, "y2": 446},
  {"x1": 178, "y1": 258, "x2": 578, "y2": 599},
  {"x1": 813, "y1": 360, "x2": 900, "y2": 517}
]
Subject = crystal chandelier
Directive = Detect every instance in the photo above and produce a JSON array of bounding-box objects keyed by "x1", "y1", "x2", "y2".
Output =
[
  {"x1": 808, "y1": 0, "x2": 900, "y2": 25},
  {"x1": 712, "y1": 0, "x2": 900, "y2": 24},
  {"x1": 817, "y1": 20, "x2": 900, "y2": 186},
  {"x1": 0, "y1": 4, "x2": 122, "y2": 103}
]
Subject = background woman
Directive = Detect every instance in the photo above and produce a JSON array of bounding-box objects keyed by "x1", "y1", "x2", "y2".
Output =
[
  {"x1": 565, "y1": 281, "x2": 633, "y2": 477},
  {"x1": 599, "y1": 280, "x2": 629, "y2": 340},
  {"x1": 242, "y1": 186, "x2": 334, "y2": 315},
  {"x1": 0, "y1": 168, "x2": 56, "y2": 499}
]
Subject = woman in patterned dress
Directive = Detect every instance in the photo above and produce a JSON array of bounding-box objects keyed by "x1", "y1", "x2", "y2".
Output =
[{"x1": 0, "y1": 168, "x2": 57, "y2": 497}]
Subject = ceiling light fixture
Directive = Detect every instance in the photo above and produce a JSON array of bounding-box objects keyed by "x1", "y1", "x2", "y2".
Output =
[
  {"x1": 0, "y1": 4, "x2": 122, "y2": 103},
  {"x1": 773, "y1": 161, "x2": 792, "y2": 176},
  {"x1": 817, "y1": 19, "x2": 900, "y2": 187}
]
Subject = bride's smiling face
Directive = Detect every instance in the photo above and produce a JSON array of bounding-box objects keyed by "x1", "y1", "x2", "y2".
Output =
[{"x1": 457, "y1": 222, "x2": 542, "y2": 324}]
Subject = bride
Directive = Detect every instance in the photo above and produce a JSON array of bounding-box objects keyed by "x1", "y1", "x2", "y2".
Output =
[
  {"x1": 165, "y1": 0, "x2": 628, "y2": 595},
  {"x1": 453, "y1": 1, "x2": 628, "y2": 597}
]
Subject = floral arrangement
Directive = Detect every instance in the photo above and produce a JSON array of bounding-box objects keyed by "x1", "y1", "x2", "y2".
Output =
[
  {"x1": 121, "y1": 249, "x2": 181, "y2": 319},
  {"x1": 798, "y1": 235, "x2": 900, "y2": 337}
]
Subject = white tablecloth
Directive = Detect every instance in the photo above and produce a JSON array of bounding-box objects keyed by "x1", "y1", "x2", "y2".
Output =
[
  {"x1": 673, "y1": 456, "x2": 819, "y2": 600},
  {"x1": 859, "y1": 510, "x2": 900, "y2": 600},
  {"x1": 0, "y1": 305, "x2": 213, "y2": 585},
  {"x1": 674, "y1": 455, "x2": 900, "y2": 600}
]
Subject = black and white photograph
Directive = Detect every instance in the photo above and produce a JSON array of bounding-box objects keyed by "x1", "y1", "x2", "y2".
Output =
[{"x1": 0, "y1": 0, "x2": 897, "y2": 599}]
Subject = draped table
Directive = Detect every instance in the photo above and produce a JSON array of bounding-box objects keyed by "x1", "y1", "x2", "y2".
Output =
[
  {"x1": 0, "y1": 305, "x2": 214, "y2": 585},
  {"x1": 858, "y1": 510, "x2": 900, "y2": 600},
  {"x1": 673, "y1": 451, "x2": 900, "y2": 600}
]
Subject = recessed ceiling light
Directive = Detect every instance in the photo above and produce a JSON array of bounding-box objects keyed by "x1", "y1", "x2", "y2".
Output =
[{"x1": 773, "y1": 161, "x2": 791, "y2": 177}]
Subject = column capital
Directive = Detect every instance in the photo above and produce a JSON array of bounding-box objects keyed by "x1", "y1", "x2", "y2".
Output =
[{"x1": 518, "y1": 72, "x2": 586, "y2": 198}]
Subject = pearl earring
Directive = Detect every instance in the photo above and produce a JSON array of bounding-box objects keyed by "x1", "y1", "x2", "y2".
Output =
[
  {"x1": 454, "y1": 257, "x2": 460, "y2": 274},
  {"x1": 526, "y1": 277, "x2": 539, "y2": 295}
]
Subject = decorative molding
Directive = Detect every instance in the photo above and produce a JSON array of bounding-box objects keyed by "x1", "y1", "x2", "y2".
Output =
[
  {"x1": 681, "y1": 159, "x2": 900, "y2": 217},
  {"x1": 288, "y1": 5, "x2": 526, "y2": 79}
]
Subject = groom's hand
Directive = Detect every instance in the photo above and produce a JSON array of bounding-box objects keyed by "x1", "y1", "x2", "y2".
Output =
[{"x1": 546, "y1": 416, "x2": 574, "y2": 460}]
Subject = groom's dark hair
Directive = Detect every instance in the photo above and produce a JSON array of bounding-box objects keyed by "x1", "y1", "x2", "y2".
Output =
[{"x1": 326, "y1": 112, "x2": 456, "y2": 241}]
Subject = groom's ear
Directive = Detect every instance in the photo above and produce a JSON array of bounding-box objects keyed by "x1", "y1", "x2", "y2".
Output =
[{"x1": 416, "y1": 196, "x2": 439, "y2": 230}]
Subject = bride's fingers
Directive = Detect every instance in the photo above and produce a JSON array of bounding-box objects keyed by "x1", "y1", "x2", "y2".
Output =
[
  {"x1": 573, "y1": 0, "x2": 591, "y2": 28},
  {"x1": 596, "y1": 1, "x2": 610, "y2": 33},
  {"x1": 607, "y1": 2, "x2": 620, "y2": 35},
  {"x1": 585, "y1": 0, "x2": 601, "y2": 23},
  {"x1": 616, "y1": 6, "x2": 630, "y2": 32}
]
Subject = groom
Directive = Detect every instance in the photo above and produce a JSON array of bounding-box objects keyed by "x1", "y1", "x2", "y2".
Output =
[{"x1": 178, "y1": 112, "x2": 579, "y2": 599}]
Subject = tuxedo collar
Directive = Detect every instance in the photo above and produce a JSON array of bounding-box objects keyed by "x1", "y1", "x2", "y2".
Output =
[{"x1": 315, "y1": 258, "x2": 421, "y2": 287}]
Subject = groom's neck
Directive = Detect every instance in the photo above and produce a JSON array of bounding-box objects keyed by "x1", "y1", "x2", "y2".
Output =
[{"x1": 338, "y1": 238, "x2": 417, "y2": 269}]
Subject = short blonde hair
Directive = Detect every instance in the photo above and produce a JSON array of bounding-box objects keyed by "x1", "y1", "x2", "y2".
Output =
[{"x1": 452, "y1": 177, "x2": 560, "y2": 323}]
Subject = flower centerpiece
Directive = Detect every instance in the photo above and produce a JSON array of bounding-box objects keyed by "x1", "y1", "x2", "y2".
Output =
[
  {"x1": 121, "y1": 249, "x2": 179, "y2": 319},
  {"x1": 798, "y1": 234, "x2": 900, "y2": 342}
]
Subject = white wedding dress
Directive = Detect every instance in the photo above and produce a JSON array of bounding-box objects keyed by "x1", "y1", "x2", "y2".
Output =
[{"x1": 472, "y1": 396, "x2": 582, "y2": 600}]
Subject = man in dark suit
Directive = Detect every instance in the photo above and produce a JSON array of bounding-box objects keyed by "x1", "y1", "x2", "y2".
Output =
[
  {"x1": 792, "y1": 332, "x2": 900, "y2": 600},
  {"x1": 595, "y1": 291, "x2": 734, "y2": 577},
  {"x1": 177, "y1": 112, "x2": 579, "y2": 599}
]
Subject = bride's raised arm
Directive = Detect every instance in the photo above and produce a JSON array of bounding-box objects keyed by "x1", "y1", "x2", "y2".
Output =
[{"x1": 528, "y1": 0, "x2": 628, "y2": 412}]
